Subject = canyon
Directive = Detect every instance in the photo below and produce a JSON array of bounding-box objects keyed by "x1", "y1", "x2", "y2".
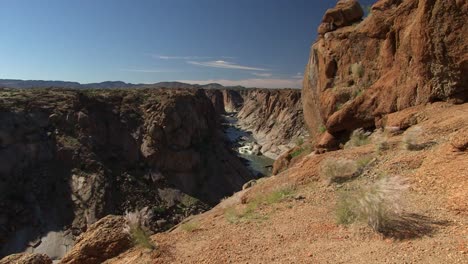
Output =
[
  {"x1": 0, "y1": 86, "x2": 306, "y2": 261},
  {"x1": 1, "y1": 0, "x2": 467, "y2": 263}
]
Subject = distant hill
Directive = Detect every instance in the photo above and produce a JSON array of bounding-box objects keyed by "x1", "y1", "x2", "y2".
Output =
[
  {"x1": 0, "y1": 79, "x2": 252, "y2": 90},
  {"x1": 0, "y1": 79, "x2": 137, "y2": 89}
]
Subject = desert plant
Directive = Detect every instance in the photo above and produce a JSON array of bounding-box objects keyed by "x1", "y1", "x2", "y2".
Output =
[
  {"x1": 336, "y1": 176, "x2": 409, "y2": 232},
  {"x1": 123, "y1": 210, "x2": 155, "y2": 250},
  {"x1": 264, "y1": 186, "x2": 295, "y2": 205},
  {"x1": 181, "y1": 194, "x2": 200, "y2": 208},
  {"x1": 320, "y1": 158, "x2": 359, "y2": 184},
  {"x1": 402, "y1": 126, "x2": 423, "y2": 150},
  {"x1": 372, "y1": 130, "x2": 390, "y2": 153},
  {"x1": 318, "y1": 124, "x2": 327, "y2": 134},
  {"x1": 350, "y1": 63, "x2": 364, "y2": 79},
  {"x1": 295, "y1": 137, "x2": 304, "y2": 146},
  {"x1": 290, "y1": 145, "x2": 312, "y2": 158},
  {"x1": 345, "y1": 128, "x2": 371, "y2": 148},
  {"x1": 224, "y1": 186, "x2": 294, "y2": 224},
  {"x1": 181, "y1": 221, "x2": 200, "y2": 232}
]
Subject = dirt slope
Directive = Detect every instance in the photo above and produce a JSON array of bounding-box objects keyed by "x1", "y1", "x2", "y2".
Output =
[{"x1": 105, "y1": 102, "x2": 468, "y2": 263}]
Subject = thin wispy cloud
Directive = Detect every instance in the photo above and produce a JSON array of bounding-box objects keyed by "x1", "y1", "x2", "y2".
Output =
[
  {"x1": 152, "y1": 54, "x2": 236, "y2": 60},
  {"x1": 251, "y1": 72, "x2": 273, "y2": 77},
  {"x1": 292, "y1": 72, "x2": 303, "y2": 79},
  {"x1": 176, "y1": 78, "x2": 301, "y2": 89},
  {"x1": 187, "y1": 60, "x2": 268, "y2": 71},
  {"x1": 155, "y1": 55, "x2": 211, "y2": 60}
]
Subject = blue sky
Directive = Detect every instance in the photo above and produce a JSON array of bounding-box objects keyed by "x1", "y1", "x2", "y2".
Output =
[{"x1": 0, "y1": 0, "x2": 375, "y2": 88}]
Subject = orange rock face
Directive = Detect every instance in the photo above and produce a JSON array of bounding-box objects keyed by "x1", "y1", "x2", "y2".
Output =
[{"x1": 303, "y1": 0, "x2": 468, "y2": 144}]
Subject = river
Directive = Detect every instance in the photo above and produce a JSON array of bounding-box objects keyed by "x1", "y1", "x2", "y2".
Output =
[{"x1": 222, "y1": 114, "x2": 274, "y2": 177}]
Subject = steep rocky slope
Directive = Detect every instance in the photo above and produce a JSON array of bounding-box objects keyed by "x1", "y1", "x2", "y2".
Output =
[
  {"x1": 55, "y1": 1, "x2": 468, "y2": 263},
  {"x1": 102, "y1": 102, "x2": 467, "y2": 264},
  {"x1": 234, "y1": 89, "x2": 308, "y2": 159},
  {"x1": 303, "y1": 0, "x2": 467, "y2": 146},
  {"x1": 0, "y1": 88, "x2": 253, "y2": 259}
]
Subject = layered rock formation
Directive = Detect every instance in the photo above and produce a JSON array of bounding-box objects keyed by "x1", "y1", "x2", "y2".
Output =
[
  {"x1": 222, "y1": 89, "x2": 244, "y2": 113},
  {"x1": 236, "y1": 89, "x2": 308, "y2": 159},
  {"x1": 303, "y1": 0, "x2": 468, "y2": 146},
  {"x1": 0, "y1": 88, "x2": 253, "y2": 259}
]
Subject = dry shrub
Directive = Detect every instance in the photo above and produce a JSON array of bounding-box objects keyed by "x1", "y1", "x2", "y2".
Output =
[
  {"x1": 402, "y1": 126, "x2": 423, "y2": 150},
  {"x1": 345, "y1": 128, "x2": 371, "y2": 148},
  {"x1": 123, "y1": 209, "x2": 156, "y2": 250},
  {"x1": 372, "y1": 130, "x2": 390, "y2": 153},
  {"x1": 336, "y1": 176, "x2": 409, "y2": 232},
  {"x1": 320, "y1": 158, "x2": 359, "y2": 184}
]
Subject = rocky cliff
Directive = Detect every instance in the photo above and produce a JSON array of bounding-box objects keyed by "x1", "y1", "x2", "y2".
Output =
[
  {"x1": 0, "y1": 88, "x2": 253, "y2": 259},
  {"x1": 303, "y1": 0, "x2": 467, "y2": 147},
  {"x1": 236, "y1": 89, "x2": 308, "y2": 159}
]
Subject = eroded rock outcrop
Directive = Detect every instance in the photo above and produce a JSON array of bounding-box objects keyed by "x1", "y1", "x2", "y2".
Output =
[
  {"x1": 222, "y1": 89, "x2": 244, "y2": 113},
  {"x1": 236, "y1": 89, "x2": 308, "y2": 159},
  {"x1": 0, "y1": 253, "x2": 52, "y2": 264},
  {"x1": 303, "y1": 0, "x2": 468, "y2": 146},
  {"x1": 0, "y1": 88, "x2": 253, "y2": 259},
  {"x1": 59, "y1": 215, "x2": 131, "y2": 264}
]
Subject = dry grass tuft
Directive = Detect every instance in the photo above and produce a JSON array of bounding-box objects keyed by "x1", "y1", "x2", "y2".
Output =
[
  {"x1": 402, "y1": 126, "x2": 423, "y2": 150},
  {"x1": 124, "y1": 210, "x2": 156, "y2": 250},
  {"x1": 320, "y1": 158, "x2": 359, "y2": 184},
  {"x1": 345, "y1": 128, "x2": 371, "y2": 148},
  {"x1": 336, "y1": 176, "x2": 409, "y2": 233}
]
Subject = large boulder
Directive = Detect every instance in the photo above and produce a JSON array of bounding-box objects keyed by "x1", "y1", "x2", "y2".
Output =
[
  {"x1": 59, "y1": 215, "x2": 131, "y2": 264},
  {"x1": 303, "y1": 0, "x2": 468, "y2": 146},
  {"x1": 318, "y1": 0, "x2": 364, "y2": 34},
  {"x1": 0, "y1": 253, "x2": 52, "y2": 264}
]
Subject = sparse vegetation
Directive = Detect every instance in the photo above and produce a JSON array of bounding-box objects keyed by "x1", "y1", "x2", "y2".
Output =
[
  {"x1": 295, "y1": 137, "x2": 304, "y2": 146},
  {"x1": 402, "y1": 126, "x2": 423, "y2": 150},
  {"x1": 373, "y1": 130, "x2": 390, "y2": 153},
  {"x1": 345, "y1": 128, "x2": 371, "y2": 148},
  {"x1": 320, "y1": 158, "x2": 359, "y2": 184},
  {"x1": 181, "y1": 194, "x2": 200, "y2": 208},
  {"x1": 335, "y1": 102, "x2": 343, "y2": 112},
  {"x1": 181, "y1": 220, "x2": 200, "y2": 232},
  {"x1": 356, "y1": 155, "x2": 373, "y2": 169},
  {"x1": 225, "y1": 186, "x2": 295, "y2": 224},
  {"x1": 290, "y1": 145, "x2": 312, "y2": 158},
  {"x1": 318, "y1": 124, "x2": 327, "y2": 134},
  {"x1": 264, "y1": 186, "x2": 295, "y2": 205},
  {"x1": 350, "y1": 63, "x2": 364, "y2": 79},
  {"x1": 336, "y1": 176, "x2": 409, "y2": 232},
  {"x1": 123, "y1": 210, "x2": 156, "y2": 250}
]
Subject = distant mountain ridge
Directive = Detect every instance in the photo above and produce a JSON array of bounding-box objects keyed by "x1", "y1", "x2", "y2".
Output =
[{"x1": 0, "y1": 79, "x2": 249, "y2": 90}]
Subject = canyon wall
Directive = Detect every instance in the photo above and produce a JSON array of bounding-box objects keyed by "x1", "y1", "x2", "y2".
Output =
[
  {"x1": 236, "y1": 89, "x2": 308, "y2": 159},
  {"x1": 0, "y1": 88, "x2": 253, "y2": 258},
  {"x1": 303, "y1": 0, "x2": 468, "y2": 146}
]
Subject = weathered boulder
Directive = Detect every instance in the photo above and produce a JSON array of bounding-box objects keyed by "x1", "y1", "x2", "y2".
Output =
[
  {"x1": 303, "y1": 0, "x2": 468, "y2": 146},
  {"x1": 0, "y1": 253, "x2": 52, "y2": 264},
  {"x1": 318, "y1": 0, "x2": 364, "y2": 34},
  {"x1": 59, "y1": 215, "x2": 131, "y2": 264}
]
